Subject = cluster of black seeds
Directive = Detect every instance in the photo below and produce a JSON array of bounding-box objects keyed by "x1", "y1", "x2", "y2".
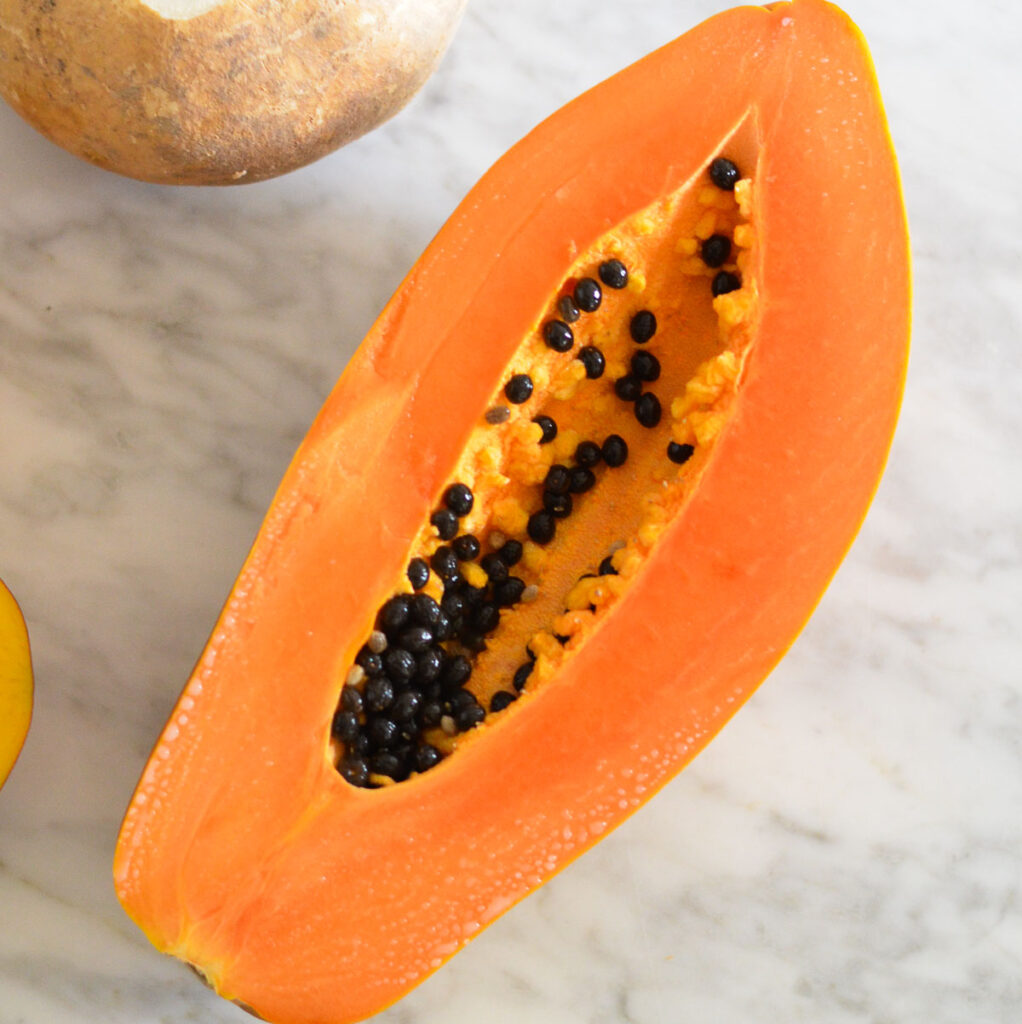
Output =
[
  {"x1": 614, "y1": 312, "x2": 664, "y2": 430},
  {"x1": 706, "y1": 156, "x2": 743, "y2": 298},
  {"x1": 333, "y1": 490, "x2": 540, "y2": 787},
  {"x1": 334, "y1": 428, "x2": 631, "y2": 787},
  {"x1": 526, "y1": 434, "x2": 628, "y2": 545},
  {"x1": 538, "y1": 260, "x2": 630, "y2": 383},
  {"x1": 334, "y1": 154, "x2": 746, "y2": 788}
]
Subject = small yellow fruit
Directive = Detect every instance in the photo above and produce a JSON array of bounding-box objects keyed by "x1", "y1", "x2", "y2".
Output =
[{"x1": 0, "y1": 578, "x2": 32, "y2": 789}]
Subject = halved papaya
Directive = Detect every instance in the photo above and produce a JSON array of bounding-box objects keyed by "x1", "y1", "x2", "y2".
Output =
[{"x1": 114, "y1": 1, "x2": 910, "y2": 1021}]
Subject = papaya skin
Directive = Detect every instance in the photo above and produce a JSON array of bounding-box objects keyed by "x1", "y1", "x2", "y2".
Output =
[
  {"x1": 0, "y1": 577, "x2": 32, "y2": 789},
  {"x1": 114, "y1": 2, "x2": 910, "y2": 1022}
]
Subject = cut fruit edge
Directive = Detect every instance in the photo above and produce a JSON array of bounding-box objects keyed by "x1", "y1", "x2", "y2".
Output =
[{"x1": 0, "y1": 579, "x2": 33, "y2": 788}]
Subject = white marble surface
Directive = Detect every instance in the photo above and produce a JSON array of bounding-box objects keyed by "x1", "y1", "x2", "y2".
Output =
[{"x1": 1, "y1": 0, "x2": 1019, "y2": 1021}]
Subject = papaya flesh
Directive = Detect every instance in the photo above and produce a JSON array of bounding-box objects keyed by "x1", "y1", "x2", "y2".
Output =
[
  {"x1": 0, "y1": 577, "x2": 32, "y2": 789},
  {"x1": 114, "y1": 2, "x2": 910, "y2": 1022}
]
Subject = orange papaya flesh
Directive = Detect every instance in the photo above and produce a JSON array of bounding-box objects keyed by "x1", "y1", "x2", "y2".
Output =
[
  {"x1": 0, "y1": 577, "x2": 33, "y2": 789},
  {"x1": 114, "y1": 2, "x2": 910, "y2": 1023}
]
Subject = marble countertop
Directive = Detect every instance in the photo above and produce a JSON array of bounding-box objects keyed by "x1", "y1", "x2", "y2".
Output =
[{"x1": 1, "y1": 1, "x2": 1018, "y2": 1021}]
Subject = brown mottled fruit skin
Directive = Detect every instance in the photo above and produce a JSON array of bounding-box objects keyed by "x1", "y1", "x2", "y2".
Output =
[{"x1": 0, "y1": 0, "x2": 466, "y2": 185}]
